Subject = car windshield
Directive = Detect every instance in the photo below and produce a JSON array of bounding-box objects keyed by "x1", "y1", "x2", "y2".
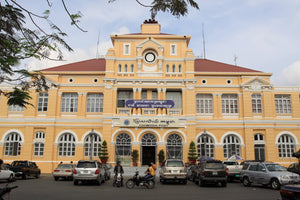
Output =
[
  {"x1": 11, "y1": 161, "x2": 26, "y2": 167},
  {"x1": 77, "y1": 162, "x2": 96, "y2": 168},
  {"x1": 265, "y1": 164, "x2": 287, "y2": 172},
  {"x1": 166, "y1": 161, "x2": 184, "y2": 167},
  {"x1": 206, "y1": 163, "x2": 224, "y2": 169},
  {"x1": 57, "y1": 164, "x2": 74, "y2": 169}
]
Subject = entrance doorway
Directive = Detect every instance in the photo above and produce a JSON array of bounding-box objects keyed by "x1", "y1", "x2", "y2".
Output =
[
  {"x1": 254, "y1": 144, "x2": 265, "y2": 161},
  {"x1": 142, "y1": 146, "x2": 156, "y2": 165}
]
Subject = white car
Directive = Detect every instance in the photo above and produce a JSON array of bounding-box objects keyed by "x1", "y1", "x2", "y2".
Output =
[{"x1": 0, "y1": 166, "x2": 15, "y2": 182}]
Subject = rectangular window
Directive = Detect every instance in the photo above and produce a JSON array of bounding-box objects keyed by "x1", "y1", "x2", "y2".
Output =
[
  {"x1": 123, "y1": 43, "x2": 130, "y2": 55},
  {"x1": 86, "y1": 93, "x2": 103, "y2": 112},
  {"x1": 166, "y1": 91, "x2": 182, "y2": 108},
  {"x1": 141, "y1": 90, "x2": 147, "y2": 100},
  {"x1": 152, "y1": 91, "x2": 158, "y2": 100},
  {"x1": 34, "y1": 143, "x2": 44, "y2": 156},
  {"x1": 275, "y1": 94, "x2": 291, "y2": 113},
  {"x1": 117, "y1": 90, "x2": 133, "y2": 107},
  {"x1": 8, "y1": 105, "x2": 24, "y2": 112},
  {"x1": 251, "y1": 94, "x2": 262, "y2": 113},
  {"x1": 222, "y1": 94, "x2": 238, "y2": 114},
  {"x1": 196, "y1": 94, "x2": 213, "y2": 114},
  {"x1": 61, "y1": 93, "x2": 78, "y2": 112},
  {"x1": 170, "y1": 44, "x2": 177, "y2": 55},
  {"x1": 38, "y1": 92, "x2": 48, "y2": 112}
]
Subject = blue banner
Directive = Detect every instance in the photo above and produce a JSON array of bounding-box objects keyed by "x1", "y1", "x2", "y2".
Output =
[{"x1": 125, "y1": 100, "x2": 175, "y2": 108}]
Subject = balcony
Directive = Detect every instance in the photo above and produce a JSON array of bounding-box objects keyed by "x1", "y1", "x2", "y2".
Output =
[{"x1": 116, "y1": 108, "x2": 182, "y2": 116}]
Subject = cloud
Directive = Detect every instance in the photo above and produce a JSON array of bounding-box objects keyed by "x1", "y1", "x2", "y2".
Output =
[{"x1": 274, "y1": 61, "x2": 300, "y2": 86}]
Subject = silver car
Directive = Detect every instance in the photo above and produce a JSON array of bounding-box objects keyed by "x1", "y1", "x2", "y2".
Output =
[
  {"x1": 73, "y1": 160, "x2": 105, "y2": 185},
  {"x1": 240, "y1": 162, "x2": 300, "y2": 190},
  {"x1": 53, "y1": 163, "x2": 75, "y2": 181},
  {"x1": 159, "y1": 159, "x2": 187, "y2": 184}
]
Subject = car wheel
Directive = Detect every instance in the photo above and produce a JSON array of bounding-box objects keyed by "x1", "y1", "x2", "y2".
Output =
[
  {"x1": 7, "y1": 174, "x2": 14, "y2": 182},
  {"x1": 270, "y1": 179, "x2": 281, "y2": 190},
  {"x1": 35, "y1": 173, "x2": 40, "y2": 179},
  {"x1": 74, "y1": 180, "x2": 78, "y2": 185},
  {"x1": 54, "y1": 177, "x2": 59, "y2": 181},
  {"x1": 242, "y1": 177, "x2": 251, "y2": 187},
  {"x1": 126, "y1": 180, "x2": 135, "y2": 189},
  {"x1": 147, "y1": 180, "x2": 154, "y2": 189}
]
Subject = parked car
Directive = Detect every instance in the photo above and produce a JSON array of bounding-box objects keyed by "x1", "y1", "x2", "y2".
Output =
[
  {"x1": 0, "y1": 166, "x2": 15, "y2": 182},
  {"x1": 1, "y1": 163, "x2": 11, "y2": 170},
  {"x1": 73, "y1": 160, "x2": 105, "y2": 185},
  {"x1": 240, "y1": 162, "x2": 300, "y2": 190},
  {"x1": 10, "y1": 161, "x2": 41, "y2": 179},
  {"x1": 53, "y1": 163, "x2": 75, "y2": 181},
  {"x1": 103, "y1": 164, "x2": 112, "y2": 180},
  {"x1": 280, "y1": 184, "x2": 300, "y2": 200},
  {"x1": 193, "y1": 160, "x2": 227, "y2": 187},
  {"x1": 288, "y1": 163, "x2": 300, "y2": 175},
  {"x1": 159, "y1": 159, "x2": 187, "y2": 184},
  {"x1": 223, "y1": 160, "x2": 243, "y2": 182}
]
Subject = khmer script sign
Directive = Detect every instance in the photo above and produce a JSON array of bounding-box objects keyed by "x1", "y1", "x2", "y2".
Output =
[
  {"x1": 120, "y1": 118, "x2": 180, "y2": 127},
  {"x1": 125, "y1": 100, "x2": 174, "y2": 108}
]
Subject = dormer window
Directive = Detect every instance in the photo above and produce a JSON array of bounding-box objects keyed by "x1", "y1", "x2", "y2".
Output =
[
  {"x1": 170, "y1": 44, "x2": 177, "y2": 55},
  {"x1": 124, "y1": 43, "x2": 130, "y2": 55}
]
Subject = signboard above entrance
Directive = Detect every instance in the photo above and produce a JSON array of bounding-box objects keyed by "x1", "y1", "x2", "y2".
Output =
[
  {"x1": 125, "y1": 100, "x2": 174, "y2": 108},
  {"x1": 120, "y1": 118, "x2": 180, "y2": 128}
]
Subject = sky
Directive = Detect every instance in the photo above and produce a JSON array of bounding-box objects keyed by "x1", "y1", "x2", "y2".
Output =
[{"x1": 18, "y1": 0, "x2": 300, "y2": 87}]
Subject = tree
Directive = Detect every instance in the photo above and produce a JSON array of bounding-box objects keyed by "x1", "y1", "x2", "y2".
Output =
[
  {"x1": 158, "y1": 149, "x2": 165, "y2": 165},
  {"x1": 131, "y1": 149, "x2": 139, "y2": 166},
  {"x1": 188, "y1": 141, "x2": 198, "y2": 164},
  {"x1": 99, "y1": 140, "x2": 109, "y2": 164},
  {"x1": 0, "y1": 0, "x2": 199, "y2": 107}
]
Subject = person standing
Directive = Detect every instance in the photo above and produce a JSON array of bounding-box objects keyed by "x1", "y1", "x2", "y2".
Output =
[{"x1": 114, "y1": 161, "x2": 124, "y2": 186}]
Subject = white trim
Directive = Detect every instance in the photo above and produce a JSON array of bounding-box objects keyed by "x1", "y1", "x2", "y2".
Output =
[
  {"x1": 275, "y1": 131, "x2": 299, "y2": 145},
  {"x1": 0, "y1": 129, "x2": 25, "y2": 145},
  {"x1": 111, "y1": 128, "x2": 136, "y2": 143},
  {"x1": 220, "y1": 131, "x2": 245, "y2": 146},
  {"x1": 137, "y1": 129, "x2": 162, "y2": 143},
  {"x1": 196, "y1": 131, "x2": 218, "y2": 144},
  {"x1": 123, "y1": 43, "x2": 131, "y2": 55},
  {"x1": 162, "y1": 129, "x2": 187, "y2": 143},
  {"x1": 54, "y1": 130, "x2": 79, "y2": 145},
  {"x1": 170, "y1": 44, "x2": 177, "y2": 56},
  {"x1": 80, "y1": 130, "x2": 103, "y2": 143}
]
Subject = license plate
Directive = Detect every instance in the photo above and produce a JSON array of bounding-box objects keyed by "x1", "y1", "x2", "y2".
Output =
[
  {"x1": 213, "y1": 172, "x2": 218, "y2": 175},
  {"x1": 173, "y1": 170, "x2": 178, "y2": 173},
  {"x1": 235, "y1": 174, "x2": 240, "y2": 177},
  {"x1": 82, "y1": 170, "x2": 89, "y2": 174}
]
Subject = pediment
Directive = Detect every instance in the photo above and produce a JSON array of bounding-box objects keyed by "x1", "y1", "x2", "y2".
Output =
[
  {"x1": 241, "y1": 77, "x2": 272, "y2": 91},
  {"x1": 136, "y1": 38, "x2": 164, "y2": 56}
]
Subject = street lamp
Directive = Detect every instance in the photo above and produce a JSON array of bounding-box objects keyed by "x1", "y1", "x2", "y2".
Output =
[
  {"x1": 203, "y1": 129, "x2": 207, "y2": 159},
  {"x1": 89, "y1": 129, "x2": 96, "y2": 161}
]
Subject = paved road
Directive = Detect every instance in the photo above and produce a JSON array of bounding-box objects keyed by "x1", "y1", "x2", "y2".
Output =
[{"x1": 0, "y1": 175, "x2": 282, "y2": 200}]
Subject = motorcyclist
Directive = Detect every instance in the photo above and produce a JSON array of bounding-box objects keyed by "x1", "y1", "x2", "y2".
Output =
[
  {"x1": 113, "y1": 161, "x2": 124, "y2": 186},
  {"x1": 144, "y1": 163, "x2": 155, "y2": 184}
]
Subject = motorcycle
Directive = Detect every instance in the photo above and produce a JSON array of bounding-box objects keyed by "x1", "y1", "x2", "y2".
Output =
[
  {"x1": 0, "y1": 185, "x2": 18, "y2": 200},
  {"x1": 126, "y1": 171, "x2": 154, "y2": 189},
  {"x1": 113, "y1": 173, "x2": 122, "y2": 187}
]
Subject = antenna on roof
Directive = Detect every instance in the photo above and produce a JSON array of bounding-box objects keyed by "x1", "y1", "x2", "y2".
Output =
[
  {"x1": 202, "y1": 23, "x2": 206, "y2": 59},
  {"x1": 96, "y1": 31, "x2": 100, "y2": 59},
  {"x1": 234, "y1": 54, "x2": 238, "y2": 66}
]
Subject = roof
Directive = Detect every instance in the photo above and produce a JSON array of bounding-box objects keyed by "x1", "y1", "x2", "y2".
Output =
[
  {"x1": 194, "y1": 59, "x2": 262, "y2": 73},
  {"x1": 41, "y1": 59, "x2": 106, "y2": 72},
  {"x1": 123, "y1": 33, "x2": 173, "y2": 36}
]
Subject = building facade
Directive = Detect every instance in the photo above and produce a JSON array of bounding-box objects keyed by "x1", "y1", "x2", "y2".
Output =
[{"x1": 0, "y1": 21, "x2": 300, "y2": 173}]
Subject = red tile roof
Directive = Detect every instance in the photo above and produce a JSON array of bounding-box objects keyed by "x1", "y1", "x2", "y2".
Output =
[
  {"x1": 194, "y1": 59, "x2": 262, "y2": 73},
  {"x1": 41, "y1": 59, "x2": 106, "y2": 72}
]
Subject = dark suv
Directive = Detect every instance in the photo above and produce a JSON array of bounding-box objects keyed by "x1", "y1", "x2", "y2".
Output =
[
  {"x1": 193, "y1": 160, "x2": 227, "y2": 187},
  {"x1": 10, "y1": 161, "x2": 41, "y2": 179}
]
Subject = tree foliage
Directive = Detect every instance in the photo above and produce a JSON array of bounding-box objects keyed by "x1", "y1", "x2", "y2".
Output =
[
  {"x1": 188, "y1": 141, "x2": 198, "y2": 160},
  {"x1": 0, "y1": 0, "x2": 199, "y2": 107}
]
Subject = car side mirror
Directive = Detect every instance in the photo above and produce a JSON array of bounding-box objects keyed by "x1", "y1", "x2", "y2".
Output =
[{"x1": 262, "y1": 168, "x2": 266, "y2": 172}]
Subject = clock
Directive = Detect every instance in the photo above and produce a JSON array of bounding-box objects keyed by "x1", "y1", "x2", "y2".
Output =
[{"x1": 144, "y1": 51, "x2": 156, "y2": 63}]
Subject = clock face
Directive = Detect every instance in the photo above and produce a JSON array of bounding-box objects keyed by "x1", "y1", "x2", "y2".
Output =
[{"x1": 144, "y1": 52, "x2": 156, "y2": 63}]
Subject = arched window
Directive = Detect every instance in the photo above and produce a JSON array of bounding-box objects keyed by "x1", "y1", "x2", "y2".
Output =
[
  {"x1": 34, "y1": 131, "x2": 45, "y2": 156},
  {"x1": 141, "y1": 133, "x2": 157, "y2": 146},
  {"x1": 4, "y1": 132, "x2": 22, "y2": 156},
  {"x1": 115, "y1": 133, "x2": 132, "y2": 165},
  {"x1": 124, "y1": 64, "x2": 128, "y2": 72},
  {"x1": 118, "y1": 64, "x2": 122, "y2": 72},
  {"x1": 178, "y1": 64, "x2": 182, "y2": 73},
  {"x1": 223, "y1": 135, "x2": 241, "y2": 158},
  {"x1": 172, "y1": 64, "x2": 176, "y2": 72},
  {"x1": 166, "y1": 64, "x2": 169, "y2": 73},
  {"x1": 197, "y1": 134, "x2": 215, "y2": 158},
  {"x1": 84, "y1": 134, "x2": 102, "y2": 157},
  {"x1": 278, "y1": 134, "x2": 295, "y2": 158},
  {"x1": 166, "y1": 134, "x2": 182, "y2": 159},
  {"x1": 130, "y1": 64, "x2": 134, "y2": 72},
  {"x1": 58, "y1": 133, "x2": 75, "y2": 156}
]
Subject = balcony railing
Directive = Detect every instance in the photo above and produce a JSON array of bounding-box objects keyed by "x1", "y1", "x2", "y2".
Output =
[{"x1": 116, "y1": 108, "x2": 182, "y2": 116}]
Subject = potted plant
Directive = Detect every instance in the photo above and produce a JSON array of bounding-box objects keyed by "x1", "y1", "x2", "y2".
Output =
[
  {"x1": 158, "y1": 149, "x2": 165, "y2": 166},
  {"x1": 188, "y1": 141, "x2": 198, "y2": 164},
  {"x1": 99, "y1": 140, "x2": 109, "y2": 164},
  {"x1": 131, "y1": 149, "x2": 139, "y2": 166}
]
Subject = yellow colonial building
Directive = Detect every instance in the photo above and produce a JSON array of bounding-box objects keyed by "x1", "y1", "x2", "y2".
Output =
[{"x1": 1, "y1": 20, "x2": 300, "y2": 173}]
